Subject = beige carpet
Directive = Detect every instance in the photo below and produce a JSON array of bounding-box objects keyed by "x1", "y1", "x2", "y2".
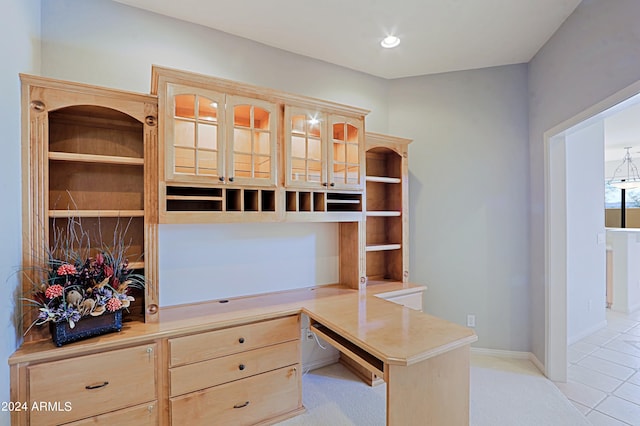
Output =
[{"x1": 277, "y1": 354, "x2": 589, "y2": 425}]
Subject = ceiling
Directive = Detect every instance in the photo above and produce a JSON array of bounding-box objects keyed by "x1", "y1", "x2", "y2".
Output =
[
  {"x1": 113, "y1": 0, "x2": 581, "y2": 79},
  {"x1": 111, "y1": 0, "x2": 638, "y2": 161},
  {"x1": 605, "y1": 101, "x2": 640, "y2": 164}
]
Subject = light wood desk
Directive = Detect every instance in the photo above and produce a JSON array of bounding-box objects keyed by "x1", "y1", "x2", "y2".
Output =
[
  {"x1": 303, "y1": 287, "x2": 477, "y2": 425},
  {"x1": 10, "y1": 283, "x2": 476, "y2": 425}
]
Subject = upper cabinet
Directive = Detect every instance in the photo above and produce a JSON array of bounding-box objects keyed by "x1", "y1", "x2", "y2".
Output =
[
  {"x1": 165, "y1": 84, "x2": 277, "y2": 187},
  {"x1": 285, "y1": 108, "x2": 364, "y2": 191},
  {"x1": 152, "y1": 66, "x2": 368, "y2": 223}
]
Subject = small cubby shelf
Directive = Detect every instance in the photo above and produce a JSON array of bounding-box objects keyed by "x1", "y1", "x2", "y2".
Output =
[
  {"x1": 163, "y1": 185, "x2": 276, "y2": 217},
  {"x1": 285, "y1": 191, "x2": 362, "y2": 213}
]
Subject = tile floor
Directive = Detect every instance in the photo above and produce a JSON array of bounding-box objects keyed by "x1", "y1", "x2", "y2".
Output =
[{"x1": 556, "y1": 309, "x2": 640, "y2": 425}]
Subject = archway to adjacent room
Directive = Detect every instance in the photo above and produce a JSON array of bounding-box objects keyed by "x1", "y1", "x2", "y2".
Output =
[{"x1": 545, "y1": 81, "x2": 640, "y2": 382}]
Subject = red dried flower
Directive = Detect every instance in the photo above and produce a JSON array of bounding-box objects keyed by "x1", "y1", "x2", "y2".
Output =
[
  {"x1": 44, "y1": 284, "x2": 64, "y2": 299},
  {"x1": 56, "y1": 264, "x2": 77, "y2": 276},
  {"x1": 106, "y1": 297, "x2": 122, "y2": 312}
]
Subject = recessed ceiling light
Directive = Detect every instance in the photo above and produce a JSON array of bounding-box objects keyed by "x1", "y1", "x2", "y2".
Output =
[{"x1": 381, "y1": 35, "x2": 400, "y2": 49}]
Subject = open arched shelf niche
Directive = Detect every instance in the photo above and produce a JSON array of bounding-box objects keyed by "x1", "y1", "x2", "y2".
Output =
[
  {"x1": 47, "y1": 105, "x2": 147, "y2": 322},
  {"x1": 21, "y1": 74, "x2": 159, "y2": 342},
  {"x1": 364, "y1": 134, "x2": 411, "y2": 283}
]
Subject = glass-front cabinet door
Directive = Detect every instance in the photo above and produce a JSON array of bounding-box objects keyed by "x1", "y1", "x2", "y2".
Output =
[
  {"x1": 285, "y1": 108, "x2": 364, "y2": 191},
  {"x1": 226, "y1": 95, "x2": 277, "y2": 187},
  {"x1": 284, "y1": 107, "x2": 327, "y2": 188},
  {"x1": 166, "y1": 83, "x2": 225, "y2": 183},
  {"x1": 328, "y1": 115, "x2": 364, "y2": 190}
]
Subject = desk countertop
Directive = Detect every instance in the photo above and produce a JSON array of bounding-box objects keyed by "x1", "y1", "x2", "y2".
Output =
[{"x1": 9, "y1": 282, "x2": 476, "y2": 366}]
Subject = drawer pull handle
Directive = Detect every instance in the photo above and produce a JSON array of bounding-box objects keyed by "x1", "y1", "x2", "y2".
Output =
[
  {"x1": 85, "y1": 381, "x2": 109, "y2": 390},
  {"x1": 238, "y1": 337, "x2": 245, "y2": 344},
  {"x1": 233, "y1": 401, "x2": 250, "y2": 409},
  {"x1": 239, "y1": 364, "x2": 245, "y2": 371}
]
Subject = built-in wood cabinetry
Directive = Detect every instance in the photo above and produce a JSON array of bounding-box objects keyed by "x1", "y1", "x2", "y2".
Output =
[
  {"x1": 14, "y1": 69, "x2": 440, "y2": 426},
  {"x1": 168, "y1": 315, "x2": 303, "y2": 425},
  {"x1": 20, "y1": 75, "x2": 160, "y2": 341},
  {"x1": 164, "y1": 84, "x2": 278, "y2": 187},
  {"x1": 23, "y1": 343, "x2": 157, "y2": 425},
  {"x1": 284, "y1": 107, "x2": 364, "y2": 191},
  {"x1": 152, "y1": 66, "x2": 367, "y2": 223},
  {"x1": 364, "y1": 133, "x2": 411, "y2": 283}
]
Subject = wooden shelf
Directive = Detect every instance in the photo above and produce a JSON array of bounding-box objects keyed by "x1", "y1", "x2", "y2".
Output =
[
  {"x1": 366, "y1": 244, "x2": 402, "y2": 252},
  {"x1": 165, "y1": 195, "x2": 223, "y2": 201},
  {"x1": 49, "y1": 210, "x2": 145, "y2": 218},
  {"x1": 366, "y1": 176, "x2": 401, "y2": 184},
  {"x1": 366, "y1": 211, "x2": 401, "y2": 217},
  {"x1": 326, "y1": 199, "x2": 361, "y2": 204},
  {"x1": 49, "y1": 151, "x2": 144, "y2": 166}
]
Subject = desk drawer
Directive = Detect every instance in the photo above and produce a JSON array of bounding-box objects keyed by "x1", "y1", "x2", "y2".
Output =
[
  {"x1": 170, "y1": 365, "x2": 301, "y2": 426},
  {"x1": 170, "y1": 340, "x2": 300, "y2": 397},
  {"x1": 28, "y1": 344, "x2": 157, "y2": 425},
  {"x1": 169, "y1": 315, "x2": 299, "y2": 367},
  {"x1": 61, "y1": 401, "x2": 158, "y2": 426}
]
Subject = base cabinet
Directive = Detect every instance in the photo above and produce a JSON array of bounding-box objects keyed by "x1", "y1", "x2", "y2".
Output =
[
  {"x1": 168, "y1": 315, "x2": 303, "y2": 425},
  {"x1": 21, "y1": 344, "x2": 157, "y2": 425},
  {"x1": 170, "y1": 366, "x2": 302, "y2": 426},
  {"x1": 61, "y1": 402, "x2": 158, "y2": 426}
]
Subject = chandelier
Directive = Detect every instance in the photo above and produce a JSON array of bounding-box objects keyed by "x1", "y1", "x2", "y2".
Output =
[{"x1": 609, "y1": 147, "x2": 640, "y2": 189}]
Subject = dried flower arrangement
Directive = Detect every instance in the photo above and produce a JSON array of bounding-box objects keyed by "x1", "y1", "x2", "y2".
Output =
[{"x1": 21, "y1": 216, "x2": 144, "y2": 338}]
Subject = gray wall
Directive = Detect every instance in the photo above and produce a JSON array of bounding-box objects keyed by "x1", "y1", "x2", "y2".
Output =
[
  {"x1": 0, "y1": 1, "x2": 41, "y2": 422},
  {"x1": 388, "y1": 65, "x2": 531, "y2": 350},
  {"x1": 528, "y1": 0, "x2": 640, "y2": 363}
]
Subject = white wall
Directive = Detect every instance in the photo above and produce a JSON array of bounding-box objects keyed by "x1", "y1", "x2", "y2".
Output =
[
  {"x1": 0, "y1": 0, "x2": 41, "y2": 422},
  {"x1": 40, "y1": 0, "x2": 390, "y2": 303},
  {"x1": 528, "y1": 0, "x2": 640, "y2": 366},
  {"x1": 565, "y1": 121, "x2": 606, "y2": 343},
  {"x1": 388, "y1": 64, "x2": 531, "y2": 351},
  {"x1": 608, "y1": 229, "x2": 640, "y2": 313}
]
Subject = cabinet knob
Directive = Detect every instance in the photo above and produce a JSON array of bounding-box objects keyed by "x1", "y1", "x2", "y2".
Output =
[
  {"x1": 147, "y1": 404, "x2": 155, "y2": 413},
  {"x1": 229, "y1": 177, "x2": 235, "y2": 182},
  {"x1": 233, "y1": 401, "x2": 250, "y2": 409},
  {"x1": 219, "y1": 176, "x2": 225, "y2": 182},
  {"x1": 239, "y1": 364, "x2": 245, "y2": 371},
  {"x1": 238, "y1": 337, "x2": 245, "y2": 344},
  {"x1": 330, "y1": 182, "x2": 335, "y2": 187},
  {"x1": 322, "y1": 182, "x2": 328, "y2": 187}
]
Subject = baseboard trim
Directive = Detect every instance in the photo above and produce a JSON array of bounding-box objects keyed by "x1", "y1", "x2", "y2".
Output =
[
  {"x1": 471, "y1": 347, "x2": 531, "y2": 359},
  {"x1": 528, "y1": 353, "x2": 545, "y2": 375},
  {"x1": 471, "y1": 347, "x2": 546, "y2": 375},
  {"x1": 568, "y1": 320, "x2": 607, "y2": 345}
]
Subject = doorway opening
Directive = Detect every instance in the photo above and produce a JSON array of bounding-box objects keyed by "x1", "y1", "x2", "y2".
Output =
[{"x1": 545, "y1": 82, "x2": 640, "y2": 382}]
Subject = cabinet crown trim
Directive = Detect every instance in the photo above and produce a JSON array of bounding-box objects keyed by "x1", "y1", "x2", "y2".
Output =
[{"x1": 150, "y1": 65, "x2": 370, "y2": 117}]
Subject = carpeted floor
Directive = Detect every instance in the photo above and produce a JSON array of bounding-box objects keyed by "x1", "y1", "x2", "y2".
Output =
[{"x1": 276, "y1": 354, "x2": 590, "y2": 425}]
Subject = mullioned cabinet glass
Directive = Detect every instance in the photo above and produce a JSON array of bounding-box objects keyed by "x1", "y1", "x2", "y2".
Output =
[
  {"x1": 284, "y1": 107, "x2": 363, "y2": 191},
  {"x1": 166, "y1": 84, "x2": 277, "y2": 187}
]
